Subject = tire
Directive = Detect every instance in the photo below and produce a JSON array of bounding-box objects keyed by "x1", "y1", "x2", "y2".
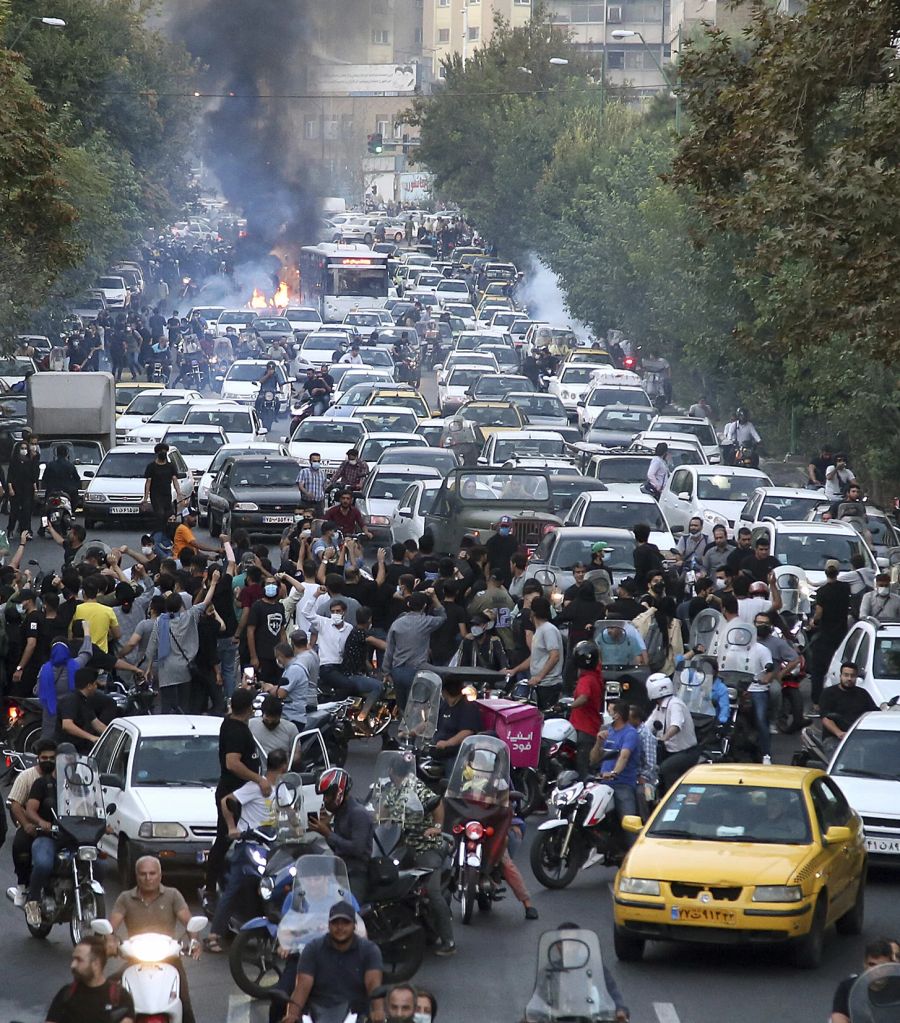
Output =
[
  {"x1": 229, "y1": 926, "x2": 285, "y2": 999},
  {"x1": 459, "y1": 865, "x2": 477, "y2": 924},
  {"x1": 27, "y1": 914, "x2": 53, "y2": 939},
  {"x1": 530, "y1": 828, "x2": 582, "y2": 890},
  {"x1": 118, "y1": 837, "x2": 135, "y2": 889},
  {"x1": 208, "y1": 510, "x2": 221, "y2": 538},
  {"x1": 70, "y1": 889, "x2": 105, "y2": 946},
  {"x1": 836, "y1": 876, "x2": 865, "y2": 936},
  {"x1": 364, "y1": 233, "x2": 373, "y2": 245},
  {"x1": 512, "y1": 768, "x2": 541, "y2": 819},
  {"x1": 364, "y1": 902, "x2": 425, "y2": 982},
  {"x1": 15, "y1": 722, "x2": 42, "y2": 756},
  {"x1": 477, "y1": 891, "x2": 491, "y2": 912},
  {"x1": 777, "y1": 687, "x2": 805, "y2": 734},
  {"x1": 328, "y1": 739, "x2": 348, "y2": 767},
  {"x1": 792, "y1": 896, "x2": 826, "y2": 969},
  {"x1": 613, "y1": 926, "x2": 645, "y2": 962}
]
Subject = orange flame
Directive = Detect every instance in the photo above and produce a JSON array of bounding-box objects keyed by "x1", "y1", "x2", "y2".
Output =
[
  {"x1": 249, "y1": 288, "x2": 268, "y2": 310},
  {"x1": 272, "y1": 281, "x2": 290, "y2": 308}
]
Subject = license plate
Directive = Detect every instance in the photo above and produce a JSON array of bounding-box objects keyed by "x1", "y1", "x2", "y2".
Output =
[
  {"x1": 110, "y1": 506, "x2": 140, "y2": 514},
  {"x1": 670, "y1": 906, "x2": 737, "y2": 925},
  {"x1": 196, "y1": 850, "x2": 209, "y2": 864},
  {"x1": 865, "y1": 836, "x2": 900, "y2": 854},
  {"x1": 263, "y1": 515, "x2": 293, "y2": 524}
]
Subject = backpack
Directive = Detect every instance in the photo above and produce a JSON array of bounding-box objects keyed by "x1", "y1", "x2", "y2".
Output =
[{"x1": 644, "y1": 617, "x2": 667, "y2": 672}]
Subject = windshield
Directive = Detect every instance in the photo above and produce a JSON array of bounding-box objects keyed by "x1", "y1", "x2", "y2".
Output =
[
  {"x1": 560, "y1": 366, "x2": 595, "y2": 384},
  {"x1": 38, "y1": 442, "x2": 102, "y2": 465},
  {"x1": 517, "y1": 395, "x2": 565, "y2": 417},
  {"x1": 447, "y1": 304, "x2": 475, "y2": 316},
  {"x1": 369, "y1": 473, "x2": 433, "y2": 499},
  {"x1": 303, "y1": 336, "x2": 344, "y2": 351},
  {"x1": 461, "y1": 405, "x2": 520, "y2": 427},
  {"x1": 475, "y1": 377, "x2": 530, "y2": 396},
  {"x1": 596, "y1": 408, "x2": 655, "y2": 431},
  {"x1": 552, "y1": 537, "x2": 635, "y2": 572},
  {"x1": 226, "y1": 364, "x2": 287, "y2": 383},
  {"x1": 230, "y1": 462, "x2": 299, "y2": 487},
  {"x1": 331, "y1": 267, "x2": 387, "y2": 298},
  {"x1": 775, "y1": 530, "x2": 868, "y2": 571},
  {"x1": 448, "y1": 368, "x2": 484, "y2": 386},
  {"x1": 832, "y1": 727, "x2": 900, "y2": 781},
  {"x1": 593, "y1": 457, "x2": 651, "y2": 483},
  {"x1": 346, "y1": 313, "x2": 382, "y2": 326},
  {"x1": 588, "y1": 387, "x2": 650, "y2": 408},
  {"x1": 362, "y1": 437, "x2": 426, "y2": 460},
  {"x1": 97, "y1": 452, "x2": 162, "y2": 478},
  {"x1": 648, "y1": 783, "x2": 812, "y2": 844},
  {"x1": 868, "y1": 515, "x2": 898, "y2": 548},
  {"x1": 286, "y1": 307, "x2": 321, "y2": 323},
  {"x1": 582, "y1": 500, "x2": 667, "y2": 531},
  {"x1": 361, "y1": 349, "x2": 392, "y2": 367},
  {"x1": 147, "y1": 403, "x2": 190, "y2": 424},
  {"x1": 759, "y1": 495, "x2": 823, "y2": 520},
  {"x1": 292, "y1": 420, "x2": 363, "y2": 443},
  {"x1": 0, "y1": 359, "x2": 28, "y2": 376},
  {"x1": 185, "y1": 410, "x2": 252, "y2": 433},
  {"x1": 253, "y1": 319, "x2": 290, "y2": 331},
  {"x1": 98, "y1": 277, "x2": 124, "y2": 289},
  {"x1": 493, "y1": 437, "x2": 566, "y2": 460},
  {"x1": 357, "y1": 411, "x2": 417, "y2": 433},
  {"x1": 697, "y1": 473, "x2": 769, "y2": 501},
  {"x1": 163, "y1": 432, "x2": 223, "y2": 455},
  {"x1": 658, "y1": 420, "x2": 718, "y2": 445},
  {"x1": 454, "y1": 472, "x2": 549, "y2": 502},
  {"x1": 218, "y1": 312, "x2": 255, "y2": 326},
  {"x1": 874, "y1": 637, "x2": 900, "y2": 680},
  {"x1": 208, "y1": 446, "x2": 276, "y2": 472},
  {"x1": 131, "y1": 735, "x2": 219, "y2": 786},
  {"x1": 369, "y1": 393, "x2": 427, "y2": 416}
]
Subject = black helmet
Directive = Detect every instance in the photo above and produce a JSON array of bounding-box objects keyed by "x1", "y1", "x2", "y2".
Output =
[{"x1": 573, "y1": 640, "x2": 600, "y2": 671}]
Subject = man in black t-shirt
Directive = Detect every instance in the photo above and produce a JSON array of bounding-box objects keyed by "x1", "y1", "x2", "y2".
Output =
[
  {"x1": 810, "y1": 561, "x2": 852, "y2": 705},
  {"x1": 247, "y1": 583, "x2": 287, "y2": 683},
  {"x1": 819, "y1": 662, "x2": 878, "y2": 751},
  {"x1": 431, "y1": 581, "x2": 469, "y2": 666},
  {"x1": 56, "y1": 671, "x2": 106, "y2": 754},
  {"x1": 434, "y1": 677, "x2": 482, "y2": 760},
  {"x1": 46, "y1": 936, "x2": 135, "y2": 1023},
  {"x1": 808, "y1": 445, "x2": 833, "y2": 489},
  {"x1": 143, "y1": 443, "x2": 179, "y2": 525},
  {"x1": 830, "y1": 938, "x2": 896, "y2": 1023},
  {"x1": 738, "y1": 536, "x2": 782, "y2": 582},
  {"x1": 205, "y1": 688, "x2": 269, "y2": 898}
]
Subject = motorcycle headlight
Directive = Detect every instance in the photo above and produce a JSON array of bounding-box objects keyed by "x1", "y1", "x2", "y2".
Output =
[
  {"x1": 618, "y1": 877, "x2": 660, "y2": 895},
  {"x1": 77, "y1": 846, "x2": 98, "y2": 861},
  {"x1": 138, "y1": 822, "x2": 188, "y2": 839},
  {"x1": 233, "y1": 502, "x2": 259, "y2": 511},
  {"x1": 260, "y1": 875, "x2": 275, "y2": 901},
  {"x1": 752, "y1": 885, "x2": 803, "y2": 902},
  {"x1": 551, "y1": 787, "x2": 577, "y2": 806}
]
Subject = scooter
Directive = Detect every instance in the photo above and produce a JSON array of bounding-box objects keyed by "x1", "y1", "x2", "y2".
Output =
[{"x1": 93, "y1": 915, "x2": 208, "y2": 1023}]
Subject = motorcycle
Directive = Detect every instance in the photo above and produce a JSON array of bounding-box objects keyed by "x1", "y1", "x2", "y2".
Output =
[
  {"x1": 732, "y1": 441, "x2": 760, "y2": 468},
  {"x1": 92, "y1": 914, "x2": 208, "y2": 1023},
  {"x1": 524, "y1": 926, "x2": 621, "y2": 1023},
  {"x1": 593, "y1": 621, "x2": 651, "y2": 712},
  {"x1": 529, "y1": 772, "x2": 618, "y2": 890},
  {"x1": 7, "y1": 750, "x2": 108, "y2": 943},
  {"x1": 150, "y1": 360, "x2": 168, "y2": 384},
  {"x1": 182, "y1": 357, "x2": 205, "y2": 393},
  {"x1": 676, "y1": 656, "x2": 743, "y2": 763},
  {"x1": 44, "y1": 490, "x2": 74, "y2": 532},
  {"x1": 256, "y1": 388, "x2": 280, "y2": 431},
  {"x1": 443, "y1": 734, "x2": 514, "y2": 923},
  {"x1": 848, "y1": 961, "x2": 900, "y2": 1023},
  {"x1": 289, "y1": 395, "x2": 317, "y2": 434}
]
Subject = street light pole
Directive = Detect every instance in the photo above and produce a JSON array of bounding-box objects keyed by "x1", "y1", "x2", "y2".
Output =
[
  {"x1": 610, "y1": 27, "x2": 680, "y2": 133},
  {"x1": 8, "y1": 16, "x2": 66, "y2": 49}
]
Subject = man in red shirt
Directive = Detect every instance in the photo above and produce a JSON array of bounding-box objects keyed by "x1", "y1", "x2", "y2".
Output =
[
  {"x1": 569, "y1": 640, "x2": 604, "y2": 778},
  {"x1": 324, "y1": 489, "x2": 373, "y2": 539}
]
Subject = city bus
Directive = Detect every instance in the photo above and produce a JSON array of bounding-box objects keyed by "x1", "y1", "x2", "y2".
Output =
[{"x1": 298, "y1": 243, "x2": 390, "y2": 322}]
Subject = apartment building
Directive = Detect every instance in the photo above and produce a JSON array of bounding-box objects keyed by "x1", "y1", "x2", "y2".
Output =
[{"x1": 423, "y1": 0, "x2": 533, "y2": 76}]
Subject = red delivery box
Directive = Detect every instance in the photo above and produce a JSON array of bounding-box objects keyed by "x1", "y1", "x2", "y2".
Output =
[{"x1": 477, "y1": 698, "x2": 542, "y2": 770}]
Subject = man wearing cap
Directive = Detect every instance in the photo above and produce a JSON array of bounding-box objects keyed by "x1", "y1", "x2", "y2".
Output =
[
  {"x1": 282, "y1": 900, "x2": 384, "y2": 1023},
  {"x1": 249, "y1": 693, "x2": 299, "y2": 757},
  {"x1": 588, "y1": 542, "x2": 614, "y2": 589},
  {"x1": 173, "y1": 507, "x2": 221, "y2": 560},
  {"x1": 485, "y1": 515, "x2": 519, "y2": 586},
  {"x1": 860, "y1": 573, "x2": 900, "y2": 621}
]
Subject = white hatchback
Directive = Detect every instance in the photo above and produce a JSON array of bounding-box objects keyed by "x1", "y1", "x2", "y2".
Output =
[{"x1": 659, "y1": 464, "x2": 772, "y2": 535}]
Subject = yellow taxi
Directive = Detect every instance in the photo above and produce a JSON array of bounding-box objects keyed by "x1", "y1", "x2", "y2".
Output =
[
  {"x1": 457, "y1": 399, "x2": 527, "y2": 437},
  {"x1": 613, "y1": 764, "x2": 866, "y2": 969},
  {"x1": 115, "y1": 380, "x2": 163, "y2": 415},
  {"x1": 361, "y1": 387, "x2": 435, "y2": 419}
]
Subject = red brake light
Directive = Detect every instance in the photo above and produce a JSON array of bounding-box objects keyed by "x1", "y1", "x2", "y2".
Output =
[
  {"x1": 465, "y1": 821, "x2": 484, "y2": 840},
  {"x1": 452, "y1": 823, "x2": 464, "y2": 834},
  {"x1": 484, "y1": 826, "x2": 494, "y2": 837}
]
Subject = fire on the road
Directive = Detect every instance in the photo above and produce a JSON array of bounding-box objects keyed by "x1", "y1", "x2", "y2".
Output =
[{"x1": 247, "y1": 281, "x2": 290, "y2": 310}]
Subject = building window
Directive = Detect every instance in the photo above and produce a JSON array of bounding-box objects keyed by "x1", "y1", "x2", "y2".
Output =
[
  {"x1": 376, "y1": 119, "x2": 390, "y2": 137},
  {"x1": 439, "y1": 0, "x2": 450, "y2": 6},
  {"x1": 372, "y1": 29, "x2": 390, "y2": 44},
  {"x1": 303, "y1": 117, "x2": 318, "y2": 140},
  {"x1": 467, "y1": 25, "x2": 479, "y2": 40},
  {"x1": 437, "y1": 27, "x2": 450, "y2": 42},
  {"x1": 438, "y1": 64, "x2": 447, "y2": 78},
  {"x1": 341, "y1": 115, "x2": 353, "y2": 137},
  {"x1": 606, "y1": 49, "x2": 625, "y2": 69},
  {"x1": 469, "y1": 0, "x2": 480, "y2": 5},
  {"x1": 324, "y1": 117, "x2": 339, "y2": 140},
  {"x1": 513, "y1": 0, "x2": 531, "y2": 5}
]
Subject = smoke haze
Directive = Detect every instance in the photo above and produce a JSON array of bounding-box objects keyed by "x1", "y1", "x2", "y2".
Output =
[{"x1": 519, "y1": 255, "x2": 590, "y2": 338}]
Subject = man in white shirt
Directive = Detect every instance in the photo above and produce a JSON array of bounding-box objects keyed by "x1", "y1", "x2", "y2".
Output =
[
  {"x1": 746, "y1": 639, "x2": 776, "y2": 764},
  {"x1": 339, "y1": 345, "x2": 364, "y2": 366},
  {"x1": 646, "y1": 674, "x2": 698, "y2": 793},
  {"x1": 824, "y1": 453, "x2": 855, "y2": 503},
  {"x1": 312, "y1": 600, "x2": 352, "y2": 692},
  {"x1": 645, "y1": 442, "x2": 670, "y2": 499}
]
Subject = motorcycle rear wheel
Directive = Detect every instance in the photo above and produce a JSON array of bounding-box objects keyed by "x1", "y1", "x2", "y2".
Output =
[
  {"x1": 15, "y1": 721, "x2": 42, "y2": 756},
  {"x1": 229, "y1": 927, "x2": 284, "y2": 999},
  {"x1": 70, "y1": 890, "x2": 105, "y2": 946},
  {"x1": 530, "y1": 829, "x2": 582, "y2": 890},
  {"x1": 363, "y1": 902, "x2": 425, "y2": 982}
]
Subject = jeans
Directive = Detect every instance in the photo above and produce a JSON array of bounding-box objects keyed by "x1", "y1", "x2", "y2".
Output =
[
  {"x1": 389, "y1": 665, "x2": 418, "y2": 710},
  {"x1": 750, "y1": 689, "x2": 771, "y2": 757},
  {"x1": 575, "y1": 730, "x2": 596, "y2": 780},
  {"x1": 28, "y1": 835, "x2": 56, "y2": 901},
  {"x1": 330, "y1": 672, "x2": 383, "y2": 715},
  {"x1": 210, "y1": 853, "x2": 248, "y2": 936},
  {"x1": 217, "y1": 637, "x2": 239, "y2": 698},
  {"x1": 12, "y1": 828, "x2": 33, "y2": 885},
  {"x1": 413, "y1": 847, "x2": 454, "y2": 944},
  {"x1": 611, "y1": 784, "x2": 640, "y2": 851}
]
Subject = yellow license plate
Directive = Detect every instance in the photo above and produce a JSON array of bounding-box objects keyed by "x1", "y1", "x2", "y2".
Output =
[{"x1": 670, "y1": 906, "x2": 737, "y2": 925}]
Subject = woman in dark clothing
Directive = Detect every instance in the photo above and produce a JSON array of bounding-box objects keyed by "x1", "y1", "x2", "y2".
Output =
[
  {"x1": 193, "y1": 602, "x2": 225, "y2": 714},
  {"x1": 7, "y1": 442, "x2": 38, "y2": 536},
  {"x1": 555, "y1": 584, "x2": 603, "y2": 687}
]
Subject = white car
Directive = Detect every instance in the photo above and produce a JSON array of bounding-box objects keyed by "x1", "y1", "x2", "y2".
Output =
[
  {"x1": 183, "y1": 401, "x2": 268, "y2": 444},
  {"x1": 288, "y1": 416, "x2": 367, "y2": 469},
  {"x1": 390, "y1": 479, "x2": 444, "y2": 544},
  {"x1": 480, "y1": 430, "x2": 571, "y2": 466},
  {"x1": 823, "y1": 620, "x2": 900, "y2": 705},
  {"x1": 749, "y1": 518, "x2": 878, "y2": 587},
  {"x1": 359, "y1": 465, "x2": 443, "y2": 542},
  {"x1": 299, "y1": 331, "x2": 349, "y2": 367},
  {"x1": 343, "y1": 309, "x2": 393, "y2": 332},
  {"x1": 160, "y1": 425, "x2": 228, "y2": 481},
  {"x1": 332, "y1": 367, "x2": 394, "y2": 401},
  {"x1": 565, "y1": 487, "x2": 676, "y2": 552},
  {"x1": 577, "y1": 381, "x2": 653, "y2": 430},
  {"x1": 0, "y1": 356, "x2": 38, "y2": 389},
  {"x1": 548, "y1": 363, "x2": 603, "y2": 419},
  {"x1": 82, "y1": 445, "x2": 194, "y2": 526},
  {"x1": 828, "y1": 711, "x2": 900, "y2": 863},
  {"x1": 659, "y1": 464, "x2": 773, "y2": 535},
  {"x1": 436, "y1": 281, "x2": 471, "y2": 304},
  {"x1": 70, "y1": 295, "x2": 108, "y2": 323},
  {"x1": 413, "y1": 273, "x2": 443, "y2": 294},
  {"x1": 220, "y1": 359, "x2": 292, "y2": 411},
  {"x1": 631, "y1": 431, "x2": 709, "y2": 464},
  {"x1": 92, "y1": 715, "x2": 330, "y2": 881},
  {"x1": 96, "y1": 275, "x2": 130, "y2": 308},
  {"x1": 125, "y1": 398, "x2": 229, "y2": 445},
  {"x1": 736, "y1": 487, "x2": 830, "y2": 533},
  {"x1": 358, "y1": 432, "x2": 429, "y2": 465},
  {"x1": 285, "y1": 306, "x2": 323, "y2": 336},
  {"x1": 214, "y1": 309, "x2": 258, "y2": 337},
  {"x1": 115, "y1": 389, "x2": 202, "y2": 443},
  {"x1": 650, "y1": 414, "x2": 721, "y2": 463},
  {"x1": 438, "y1": 365, "x2": 491, "y2": 414},
  {"x1": 196, "y1": 441, "x2": 289, "y2": 523}
]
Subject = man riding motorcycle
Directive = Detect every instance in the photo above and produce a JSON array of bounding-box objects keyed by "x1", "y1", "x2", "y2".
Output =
[
  {"x1": 645, "y1": 673, "x2": 699, "y2": 795},
  {"x1": 722, "y1": 407, "x2": 762, "y2": 466}
]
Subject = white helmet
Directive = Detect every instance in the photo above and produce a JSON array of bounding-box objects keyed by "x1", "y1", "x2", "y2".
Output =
[{"x1": 647, "y1": 673, "x2": 675, "y2": 701}]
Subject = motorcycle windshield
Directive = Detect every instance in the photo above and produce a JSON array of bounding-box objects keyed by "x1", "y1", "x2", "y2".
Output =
[
  {"x1": 773, "y1": 566, "x2": 808, "y2": 616},
  {"x1": 593, "y1": 621, "x2": 640, "y2": 669},
  {"x1": 370, "y1": 752, "x2": 425, "y2": 825},
  {"x1": 276, "y1": 853, "x2": 359, "y2": 954},
  {"x1": 398, "y1": 670, "x2": 443, "y2": 747},
  {"x1": 716, "y1": 620, "x2": 760, "y2": 681},
  {"x1": 676, "y1": 663, "x2": 716, "y2": 716},
  {"x1": 524, "y1": 929, "x2": 618, "y2": 1022},
  {"x1": 689, "y1": 608, "x2": 723, "y2": 655},
  {"x1": 446, "y1": 734, "x2": 510, "y2": 807},
  {"x1": 56, "y1": 752, "x2": 107, "y2": 845},
  {"x1": 272, "y1": 771, "x2": 305, "y2": 842},
  {"x1": 848, "y1": 964, "x2": 900, "y2": 1023}
]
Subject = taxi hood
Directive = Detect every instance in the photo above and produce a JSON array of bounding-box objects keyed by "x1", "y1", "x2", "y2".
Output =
[{"x1": 622, "y1": 837, "x2": 809, "y2": 887}]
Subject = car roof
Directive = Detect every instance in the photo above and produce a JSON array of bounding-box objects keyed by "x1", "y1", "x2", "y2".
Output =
[
  {"x1": 504, "y1": 391, "x2": 562, "y2": 402},
  {"x1": 596, "y1": 404, "x2": 657, "y2": 415},
  {"x1": 225, "y1": 455, "x2": 298, "y2": 466},
  {"x1": 752, "y1": 487, "x2": 821, "y2": 499},
  {"x1": 549, "y1": 526, "x2": 635, "y2": 539},
  {"x1": 111, "y1": 714, "x2": 222, "y2": 737},
  {"x1": 692, "y1": 465, "x2": 769, "y2": 476},
  {"x1": 163, "y1": 424, "x2": 227, "y2": 435},
  {"x1": 186, "y1": 401, "x2": 246, "y2": 411},
  {"x1": 462, "y1": 400, "x2": 516, "y2": 408},
  {"x1": 581, "y1": 488, "x2": 654, "y2": 502},
  {"x1": 362, "y1": 432, "x2": 423, "y2": 441},
  {"x1": 766, "y1": 519, "x2": 864, "y2": 536},
  {"x1": 490, "y1": 430, "x2": 565, "y2": 441},
  {"x1": 681, "y1": 763, "x2": 819, "y2": 788},
  {"x1": 852, "y1": 710, "x2": 900, "y2": 732}
]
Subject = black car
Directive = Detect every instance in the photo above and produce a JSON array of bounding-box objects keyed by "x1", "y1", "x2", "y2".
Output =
[
  {"x1": 250, "y1": 316, "x2": 293, "y2": 343},
  {"x1": 584, "y1": 404, "x2": 657, "y2": 449},
  {"x1": 207, "y1": 455, "x2": 303, "y2": 535}
]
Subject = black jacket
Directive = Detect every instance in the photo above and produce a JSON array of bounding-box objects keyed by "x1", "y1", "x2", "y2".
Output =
[{"x1": 42, "y1": 457, "x2": 81, "y2": 495}]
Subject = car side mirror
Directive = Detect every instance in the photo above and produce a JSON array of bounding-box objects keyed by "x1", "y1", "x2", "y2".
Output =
[
  {"x1": 258, "y1": 427, "x2": 268, "y2": 435},
  {"x1": 83, "y1": 470, "x2": 95, "y2": 478},
  {"x1": 100, "y1": 774, "x2": 124, "y2": 790},
  {"x1": 621, "y1": 815, "x2": 643, "y2": 834},
  {"x1": 176, "y1": 472, "x2": 187, "y2": 480},
  {"x1": 576, "y1": 400, "x2": 585, "y2": 407},
  {"x1": 877, "y1": 556, "x2": 889, "y2": 569},
  {"x1": 677, "y1": 491, "x2": 690, "y2": 501},
  {"x1": 824, "y1": 825, "x2": 852, "y2": 845}
]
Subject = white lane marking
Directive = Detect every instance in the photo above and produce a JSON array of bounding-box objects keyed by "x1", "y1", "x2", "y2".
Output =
[
  {"x1": 227, "y1": 993, "x2": 253, "y2": 1023},
  {"x1": 654, "y1": 1003, "x2": 681, "y2": 1023}
]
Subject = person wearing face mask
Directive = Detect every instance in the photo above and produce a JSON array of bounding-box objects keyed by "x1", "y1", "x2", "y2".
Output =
[
  {"x1": 249, "y1": 693, "x2": 299, "y2": 757},
  {"x1": 246, "y1": 578, "x2": 287, "y2": 683},
  {"x1": 7, "y1": 439, "x2": 38, "y2": 537},
  {"x1": 143, "y1": 444, "x2": 180, "y2": 527},
  {"x1": 860, "y1": 572, "x2": 900, "y2": 621},
  {"x1": 414, "y1": 988, "x2": 437, "y2": 1023},
  {"x1": 754, "y1": 611, "x2": 802, "y2": 734},
  {"x1": 311, "y1": 599, "x2": 353, "y2": 693},
  {"x1": 262, "y1": 642, "x2": 311, "y2": 729},
  {"x1": 485, "y1": 515, "x2": 520, "y2": 586},
  {"x1": 326, "y1": 448, "x2": 369, "y2": 493},
  {"x1": 455, "y1": 611, "x2": 509, "y2": 670},
  {"x1": 296, "y1": 453, "x2": 327, "y2": 517}
]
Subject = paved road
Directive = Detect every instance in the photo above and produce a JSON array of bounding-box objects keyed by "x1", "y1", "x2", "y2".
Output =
[{"x1": 0, "y1": 403, "x2": 897, "y2": 1022}]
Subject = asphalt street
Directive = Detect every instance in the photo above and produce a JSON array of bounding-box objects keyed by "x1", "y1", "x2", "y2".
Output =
[{"x1": 0, "y1": 400, "x2": 897, "y2": 1023}]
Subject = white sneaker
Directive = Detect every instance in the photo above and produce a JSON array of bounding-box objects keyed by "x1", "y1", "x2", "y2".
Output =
[
  {"x1": 581, "y1": 849, "x2": 605, "y2": 871},
  {"x1": 24, "y1": 901, "x2": 42, "y2": 927},
  {"x1": 762, "y1": 755, "x2": 772, "y2": 765},
  {"x1": 13, "y1": 885, "x2": 26, "y2": 908},
  {"x1": 769, "y1": 724, "x2": 779, "y2": 734}
]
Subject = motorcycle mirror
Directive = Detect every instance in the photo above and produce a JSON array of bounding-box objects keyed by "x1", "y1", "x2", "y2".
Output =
[
  {"x1": 91, "y1": 918, "x2": 114, "y2": 935},
  {"x1": 186, "y1": 915, "x2": 208, "y2": 934}
]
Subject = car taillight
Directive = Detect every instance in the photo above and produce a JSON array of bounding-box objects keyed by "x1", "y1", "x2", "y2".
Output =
[
  {"x1": 623, "y1": 356, "x2": 636, "y2": 369},
  {"x1": 465, "y1": 821, "x2": 484, "y2": 840}
]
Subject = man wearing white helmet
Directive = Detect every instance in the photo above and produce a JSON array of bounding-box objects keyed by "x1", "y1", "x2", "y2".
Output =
[{"x1": 646, "y1": 673, "x2": 699, "y2": 794}]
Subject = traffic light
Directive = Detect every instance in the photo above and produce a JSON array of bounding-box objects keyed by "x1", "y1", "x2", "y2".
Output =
[{"x1": 367, "y1": 132, "x2": 383, "y2": 154}]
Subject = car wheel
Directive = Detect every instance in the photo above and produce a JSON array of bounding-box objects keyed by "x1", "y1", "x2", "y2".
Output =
[
  {"x1": 792, "y1": 896, "x2": 826, "y2": 969},
  {"x1": 835, "y1": 875, "x2": 865, "y2": 935},
  {"x1": 613, "y1": 926, "x2": 645, "y2": 962},
  {"x1": 364, "y1": 233, "x2": 373, "y2": 246}
]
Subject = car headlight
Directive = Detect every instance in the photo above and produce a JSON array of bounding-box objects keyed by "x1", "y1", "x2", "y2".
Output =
[
  {"x1": 85, "y1": 493, "x2": 106, "y2": 503},
  {"x1": 752, "y1": 885, "x2": 803, "y2": 902},
  {"x1": 618, "y1": 877, "x2": 660, "y2": 896},
  {"x1": 368, "y1": 515, "x2": 390, "y2": 526},
  {"x1": 138, "y1": 822, "x2": 188, "y2": 839},
  {"x1": 233, "y1": 502, "x2": 259, "y2": 511}
]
